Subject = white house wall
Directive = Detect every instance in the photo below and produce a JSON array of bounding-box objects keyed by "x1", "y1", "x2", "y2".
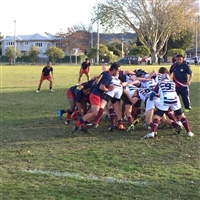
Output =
[{"x1": 1, "y1": 33, "x2": 63, "y2": 58}]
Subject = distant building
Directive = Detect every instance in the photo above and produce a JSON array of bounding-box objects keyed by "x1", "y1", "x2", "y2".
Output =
[
  {"x1": 185, "y1": 47, "x2": 200, "y2": 57},
  {"x1": 1, "y1": 33, "x2": 63, "y2": 58}
]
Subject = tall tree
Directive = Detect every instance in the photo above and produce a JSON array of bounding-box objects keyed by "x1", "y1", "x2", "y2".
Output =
[
  {"x1": 0, "y1": 32, "x2": 3, "y2": 56},
  {"x1": 5, "y1": 46, "x2": 22, "y2": 65},
  {"x1": 28, "y1": 46, "x2": 40, "y2": 63},
  {"x1": 128, "y1": 46, "x2": 150, "y2": 57},
  {"x1": 46, "y1": 46, "x2": 65, "y2": 64},
  {"x1": 93, "y1": 0, "x2": 197, "y2": 63}
]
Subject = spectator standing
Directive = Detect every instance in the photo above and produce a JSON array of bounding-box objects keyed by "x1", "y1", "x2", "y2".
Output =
[{"x1": 169, "y1": 54, "x2": 193, "y2": 112}]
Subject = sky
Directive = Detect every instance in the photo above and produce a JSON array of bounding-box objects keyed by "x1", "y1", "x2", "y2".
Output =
[{"x1": 0, "y1": 0, "x2": 100, "y2": 36}]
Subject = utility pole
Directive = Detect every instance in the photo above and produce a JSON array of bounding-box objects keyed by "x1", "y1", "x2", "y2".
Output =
[
  {"x1": 195, "y1": 17, "x2": 198, "y2": 58},
  {"x1": 14, "y1": 20, "x2": 16, "y2": 65},
  {"x1": 91, "y1": 30, "x2": 93, "y2": 64},
  {"x1": 96, "y1": 20, "x2": 99, "y2": 65},
  {"x1": 122, "y1": 32, "x2": 124, "y2": 58}
]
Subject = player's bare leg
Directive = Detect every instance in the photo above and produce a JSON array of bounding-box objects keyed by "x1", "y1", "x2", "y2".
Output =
[
  {"x1": 47, "y1": 78, "x2": 53, "y2": 92},
  {"x1": 78, "y1": 74, "x2": 82, "y2": 84},
  {"x1": 36, "y1": 79, "x2": 44, "y2": 92},
  {"x1": 86, "y1": 73, "x2": 90, "y2": 82}
]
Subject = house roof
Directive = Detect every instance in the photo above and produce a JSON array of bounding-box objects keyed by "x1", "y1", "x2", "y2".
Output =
[
  {"x1": 186, "y1": 47, "x2": 200, "y2": 53},
  {"x1": 1, "y1": 33, "x2": 62, "y2": 42}
]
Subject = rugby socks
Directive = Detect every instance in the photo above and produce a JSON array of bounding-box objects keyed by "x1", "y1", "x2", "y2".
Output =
[
  {"x1": 127, "y1": 116, "x2": 133, "y2": 125},
  {"x1": 109, "y1": 108, "x2": 115, "y2": 126},
  {"x1": 171, "y1": 121, "x2": 179, "y2": 128},
  {"x1": 150, "y1": 118, "x2": 160, "y2": 132},
  {"x1": 133, "y1": 108, "x2": 142, "y2": 120},
  {"x1": 75, "y1": 118, "x2": 85, "y2": 127},
  {"x1": 166, "y1": 109, "x2": 176, "y2": 122},
  {"x1": 60, "y1": 109, "x2": 66, "y2": 114},
  {"x1": 118, "y1": 119, "x2": 123, "y2": 125},
  {"x1": 66, "y1": 110, "x2": 73, "y2": 120},
  {"x1": 93, "y1": 108, "x2": 104, "y2": 125},
  {"x1": 181, "y1": 117, "x2": 191, "y2": 132}
]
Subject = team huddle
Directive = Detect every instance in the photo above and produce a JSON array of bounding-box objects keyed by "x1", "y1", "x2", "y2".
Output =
[{"x1": 57, "y1": 55, "x2": 194, "y2": 138}]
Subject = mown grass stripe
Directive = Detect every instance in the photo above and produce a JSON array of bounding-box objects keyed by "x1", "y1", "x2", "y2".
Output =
[{"x1": 24, "y1": 169, "x2": 147, "y2": 185}]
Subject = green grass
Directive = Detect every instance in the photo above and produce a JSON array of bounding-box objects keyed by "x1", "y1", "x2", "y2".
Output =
[{"x1": 1, "y1": 64, "x2": 200, "y2": 200}]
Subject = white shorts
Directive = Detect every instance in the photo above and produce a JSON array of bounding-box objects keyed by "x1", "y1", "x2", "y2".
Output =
[
  {"x1": 155, "y1": 96, "x2": 181, "y2": 111},
  {"x1": 145, "y1": 97, "x2": 159, "y2": 112},
  {"x1": 106, "y1": 86, "x2": 123, "y2": 99}
]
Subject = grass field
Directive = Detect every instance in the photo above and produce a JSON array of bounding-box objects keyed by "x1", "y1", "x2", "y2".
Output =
[{"x1": 1, "y1": 64, "x2": 200, "y2": 200}]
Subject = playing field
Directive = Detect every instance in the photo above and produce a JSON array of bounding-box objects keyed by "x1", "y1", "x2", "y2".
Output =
[{"x1": 1, "y1": 64, "x2": 200, "y2": 200}]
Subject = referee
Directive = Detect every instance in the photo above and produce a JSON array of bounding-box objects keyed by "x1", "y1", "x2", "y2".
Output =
[{"x1": 169, "y1": 54, "x2": 193, "y2": 112}]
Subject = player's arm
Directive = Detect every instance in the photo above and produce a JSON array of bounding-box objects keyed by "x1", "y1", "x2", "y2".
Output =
[
  {"x1": 124, "y1": 70, "x2": 135, "y2": 75},
  {"x1": 149, "y1": 84, "x2": 160, "y2": 100},
  {"x1": 147, "y1": 70, "x2": 157, "y2": 79},
  {"x1": 40, "y1": 72, "x2": 44, "y2": 80},
  {"x1": 51, "y1": 68, "x2": 54, "y2": 79},
  {"x1": 169, "y1": 65, "x2": 174, "y2": 75},
  {"x1": 126, "y1": 80, "x2": 140, "y2": 86},
  {"x1": 79, "y1": 64, "x2": 83, "y2": 74},
  {"x1": 99, "y1": 84, "x2": 114, "y2": 92},
  {"x1": 187, "y1": 73, "x2": 193, "y2": 86},
  {"x1": 88, "y1": 63, "x2": 91, "y2": 72},
  {"x1": 123, "y1": 90, "x2": 138, "y2": 105},
  {"x1": 76, "y1": 102, "x2": 84, "y2": 117}
]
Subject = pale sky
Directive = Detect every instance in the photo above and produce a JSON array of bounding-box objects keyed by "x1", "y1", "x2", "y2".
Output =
[{"x1": 0, "y1": 0, "x2": 100, "y2": 36}]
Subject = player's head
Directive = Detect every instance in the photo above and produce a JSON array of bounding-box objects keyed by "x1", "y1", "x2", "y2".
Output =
[
  {"x1": 175, "y1": 54, "x2": 184, "y2": 65},
  {"x1": 82, "y1": 83, "x2": 91, "y2": 95},
  {"x1": 158, "y1": 67, "x2": 169, "y2": 74},
  {"x1": 47, "y1": 61, "x2": 51, "y2": 66},
  {"x1": 85, "y1": 58, "x2": 89, "y2": 63},
  {"x1": 109, "y1": 62, "x2": 120, "y2": 76},
  {"x1": 134, "y1": 69, "x2": 147, "y2": 77}
]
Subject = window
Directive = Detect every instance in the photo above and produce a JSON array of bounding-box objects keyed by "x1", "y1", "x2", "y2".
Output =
[
  {"x1": 6, "y1": 42, "x2": 14, "y2": 46},
  {"x1": 56, "y1": 43, "x2": 61, "y2": 48},
  {"x1": 24, "y1": 41, "x2": 29, "y2": 46},
  {"x1": 35, "y1": 42, "x2": 43, "y2": 47}
]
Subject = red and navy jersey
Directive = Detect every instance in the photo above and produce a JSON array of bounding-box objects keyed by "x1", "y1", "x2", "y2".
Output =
[
  {"x1": 42, "y1": 66, "x2": 53, "y2": 76},
  {"x1": 169, "y1": 62, "x2": 192, "y2": 87},
  {"x1": 81, "y1": 61, "x2": 91, "y2": 70},
  {"x1": 92, "y1": 71, "x2": 112, "y2": 96},
  {"x1": 82, "y1": 79, "x2": 97, "y2": 91},
  {"x1": 74, "y1": 89, "x2": 89, "y2": 103},
  {"x1": 70, "y1": 85, "x2": 89, "y2": 103}
]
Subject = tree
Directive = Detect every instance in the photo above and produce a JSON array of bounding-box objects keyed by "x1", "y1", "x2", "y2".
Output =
[
  {"x1": 128, "y1": 46, "x2": 150, "y2": 57},
  {"x1": 93, "y1": 0, "x2": 197, "y2": 63},
  {"x1": 5, "y1": 46, "x2": 22, "y2": 65},
  {"x1": 107, "y1": 42, "x2": 121, "y2": 57},
  {"x1": 46, "y1": 46, "x2": 65, "y2": 64},
  {"x1": 0, "y1": 32, "x2": 3, "y2": 56},
  {"x1": 87, "y1": 44, "x2": 112, "y2": 63},
  {"x1": 166, "y1": 49, "x2": 185, "y2": 57},
  {"x1": 27, "y1": 46, "x2": 40, "y2": 63},
  {"x1": 167, "y1": 30, "x2": 194, "y2": 51}
]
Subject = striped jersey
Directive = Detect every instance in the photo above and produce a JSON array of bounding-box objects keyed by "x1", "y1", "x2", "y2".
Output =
[{"x1": 156, "y1": 80, "x2": 178, "y2": 105}]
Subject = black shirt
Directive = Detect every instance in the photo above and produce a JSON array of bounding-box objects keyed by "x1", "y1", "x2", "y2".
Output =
[
  {"x1": 81, "y1": 62, "x2": 90, "y2": 70},
  {"x1": 42, "y1": 66, "x2": 53, "y2": 76}
]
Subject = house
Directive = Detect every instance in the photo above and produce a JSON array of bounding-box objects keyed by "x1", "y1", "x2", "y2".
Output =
[
  {"x1": 1, "y1": 33, "x2": 63, "y2": 58},
  {"x1": 185, "y1": 47, "x2": 200, "y2": 58}
]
